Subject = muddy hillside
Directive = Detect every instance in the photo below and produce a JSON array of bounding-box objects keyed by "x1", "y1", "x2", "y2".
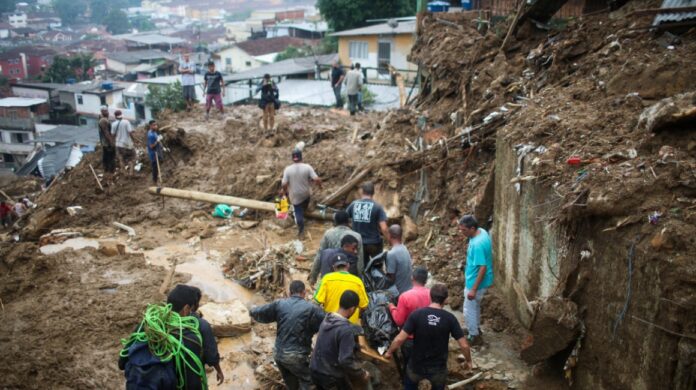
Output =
[{"x1": 2, "y1": 1, "x2": 696, "y2": 390}]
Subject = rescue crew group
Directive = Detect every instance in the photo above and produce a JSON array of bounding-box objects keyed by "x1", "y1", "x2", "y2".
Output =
[{"x1": 119, "y1": 148, "x2": 493, "y2": 390}]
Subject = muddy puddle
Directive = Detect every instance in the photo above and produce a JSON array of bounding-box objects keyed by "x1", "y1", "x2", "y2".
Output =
[{"x1": 39, "y1": 237, "x2": 99, "y2": 254}]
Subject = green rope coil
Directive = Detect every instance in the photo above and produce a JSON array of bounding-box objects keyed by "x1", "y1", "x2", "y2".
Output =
[{"x1": 120, "y1": 304, "x2": 208, "y2": 389}]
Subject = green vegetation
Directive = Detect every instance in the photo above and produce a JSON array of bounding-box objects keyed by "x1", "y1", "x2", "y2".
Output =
[
  {"x1": 317, "y1": 0, "x2": 415, "y2": 31},
  {"x1": 104, "y1": 9, "x2": 130, "y2": 34},
  {"x1": 43, "y1": 54, "x2": 94, "y2": 83},
  {"x1": 53, "y1": 0, "x2": 87, "y2": 26},
  {"x1": 145, "y1": 81, "x2": 187, "y2": 117}
]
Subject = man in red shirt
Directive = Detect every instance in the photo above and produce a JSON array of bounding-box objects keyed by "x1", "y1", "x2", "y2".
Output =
[
  {"x1": 388, "y1": 266, "x2": 431, "y2": 375},
  {"x1": 0, "y1": 200, "x2": 12, "y2": 228}
]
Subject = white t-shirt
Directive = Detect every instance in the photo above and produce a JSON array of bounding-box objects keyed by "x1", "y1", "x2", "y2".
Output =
[
  {"x1": 111, "y1": 119, "x2": 134, "y2": 149},
  {"x1": 180, "y1": 61, "x2": 196, "y2": 86}
]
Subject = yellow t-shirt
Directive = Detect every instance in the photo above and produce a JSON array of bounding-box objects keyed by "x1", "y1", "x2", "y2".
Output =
[{"x1": 314, "y1": 271, "x2": 369, "y2": 324}]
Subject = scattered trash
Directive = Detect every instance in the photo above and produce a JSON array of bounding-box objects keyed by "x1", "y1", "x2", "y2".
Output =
[
  {"x1": 66, "y1": 206, "x2": 83, "y2": 216},
  {"x1": 134, "y1": 162, "x2": 142, "y2": 172},
  {"x1": 274, "y1": 196, "x2": 289, "y2": 219},
  {"x1": 648, "y1": 211, "x2": 661, "y2": 225},
  {"x1": 113, "y1": 221, "x2": 136, "y2": 237},
  {"x1": 548, "y1": 114, "x2": 561, "y2": 122},
  {"x1": 567, "y1": 156, "x2": 582, "y2": 166},
  {"x1": 212, "y1": 204, "x2": 235, "y2": 219}
]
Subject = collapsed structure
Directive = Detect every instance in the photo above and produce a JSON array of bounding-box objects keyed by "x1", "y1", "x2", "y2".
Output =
[{"x1": 1, "y1": 1, "x2": 695, "y2": 389}]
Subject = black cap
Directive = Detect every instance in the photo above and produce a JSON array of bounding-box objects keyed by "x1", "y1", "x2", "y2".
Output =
[
  {"x1": 331, "y1": 253, "x2": 349, "y2": 267},
  {"x1": 292, "y1": 148, "x2": 302, "y2": 162}
]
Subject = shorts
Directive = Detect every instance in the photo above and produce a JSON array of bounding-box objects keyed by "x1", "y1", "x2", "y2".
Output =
[
  {"x1": 205, "y1": 93, "x2": 223, "y2": 110},
  {"x1": 183, "y1": 85, "x2": 196, "y2": 101},
  {"x1": 117, "y1": 147, "x2": 135, "y2": 162}
]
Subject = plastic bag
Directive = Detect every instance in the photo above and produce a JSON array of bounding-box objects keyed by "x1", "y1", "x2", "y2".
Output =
[
  {"x1": 274, "y1": 196, "x2": 289, "y2": 219},
  {"x1": 212, "y1": 204, "x2": 234, "y2": 219},
  {"x1": 362, "y1": 251, "x2": 391, "y2": 293},
  {"x1": 361, "y1": 290, "x2": 399, "y2": 351}
]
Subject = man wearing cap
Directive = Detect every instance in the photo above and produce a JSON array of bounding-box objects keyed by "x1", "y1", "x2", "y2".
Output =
[
  {"x1": 459, "y1": 215, "x2": 493, "y2": 346},
  {"x1": 314, "y1": 253, "x2": 369, "y2": 325},
  {"x1": 110, "y1": 110, "x2": 135, "y2": 176},
  {"x1": 98, "y1": 106, "x2": 116, "y2": 179},
  {"x1": 281, "y1": 149, "x2": 321, "y2": 237}
]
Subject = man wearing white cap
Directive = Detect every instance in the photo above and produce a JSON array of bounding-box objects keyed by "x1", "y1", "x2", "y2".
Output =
[{"x1": 111, "y1": 110, "x2": 135, "y2": 176}]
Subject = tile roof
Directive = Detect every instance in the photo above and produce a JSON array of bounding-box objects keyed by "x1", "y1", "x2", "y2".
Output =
[{"x1": 235, "y1": 36, "x2": 317, "y2": 56}]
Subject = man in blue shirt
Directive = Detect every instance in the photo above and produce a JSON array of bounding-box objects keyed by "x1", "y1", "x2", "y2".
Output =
[
  {"x1": 459, "y1": 215, "x2": 493, "y2": 346},
  {"x1": 146, "y1": 120, "x2": 163, "y2": 185}
]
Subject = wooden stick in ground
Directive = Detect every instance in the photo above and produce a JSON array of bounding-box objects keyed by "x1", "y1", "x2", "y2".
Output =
[
  {"x1": 89, "y1": 164, "x2": 104, "y2": 192},
  {"x1": 159, "y1": 258, "x2": 178, "y2": 295},
  {"x1": 499, "y1": 0, "x2": 526, "y2": 53},
  {"x1": 155, "y1": 153, "x2": 162, "y2": 187},
  {"x1": 320, "y1": 160, "x2": 377, "y2": 206},
  {"x1": 448, "y1": 372, "x2": 483, "y2": 389}
]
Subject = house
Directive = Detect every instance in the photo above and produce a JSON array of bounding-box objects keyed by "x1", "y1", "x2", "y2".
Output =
[
  {"x1": 214, "y1": 36, "x2": 317, "y2": 73},
  {"x1": 331, "y1": 19, "x2": 417, "y2": 81},
  {"x1": 10, "y1": 26, "x2": 39, "y2": 38},
  {"x1": 7, "y1": 12, "x2": 27, "y2": 28},
  {"x1": 17, "y1": 124, "x2": 97, "y2": 179},
  {"x1": 26, "y1": 11, "x2": 61, "y2": 30},
  {"x1": 120, "y1": 33, "x2": 187, "y2": 51},
  {"x1": 0, "y1": 97, "x2": 49, "y2": 168},
  {"x1": 226, "y1": 53, "x2": 338, "y2": 83},
  {"x1": 266, "y1": 21, "x2": 328, "y2": 40},
  {"x1": 105, "y1": 50, "x2": 176, "y2": 79},
  {"x1": 40, "y1": 30, "x2": 78, "y2": 43},
  {"x1": 57, "y1": 81, "x2": 134, "y2": 126},
  {"x1": 0, "y1": 22, "x2": 11, "y2": 39},
  {"x1": 0, "y1": 50, "x2": 26, "y2": 79},
  {"x1": 0, "y1": 46, "x2": 57, "y2": 81}
]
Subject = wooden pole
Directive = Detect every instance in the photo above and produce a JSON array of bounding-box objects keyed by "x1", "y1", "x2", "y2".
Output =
[
  {"x1": 89, "y1": 164, "x2": 104, "y2": 192},
  {"x1": 148, "y1": 187, "x2": 333, "y2": 220},
  {"x1": 448, "y1": 372, "x2": 483, "y2": 389}
]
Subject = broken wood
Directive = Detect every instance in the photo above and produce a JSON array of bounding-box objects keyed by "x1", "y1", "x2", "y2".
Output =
[
  {"x1": 148, "y1": 187, "x2": 332, "y2": 220},
  {"x1": 89, "y1": 164, "x2": 104, "y2": 192},
  {"x1": 627, "y1": 6, "x2": 696, "y2": 16},
  {"x1": 319, "y1": 161, "x2": 377, "y2": 206},
  {"x1": 351, "y1": 124, "x2": 359, "y2": 143},
  {"x1": 0, "y1": 190, "x2": 14, "y2": 203},
  {"x1": 500, "y1": 0, "x2": 527, "y2": 53},
  {"x1": 159, "y1": 259, "x2": 178, "y2": 295},
  {"x1": 448, "y1": 372, "x2": 483, "y2": 389},
  {"x1": 358, "y1": 336, "x2": 391, "y2": 364}
]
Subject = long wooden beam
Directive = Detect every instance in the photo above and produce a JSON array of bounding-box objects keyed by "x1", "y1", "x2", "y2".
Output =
[{"x1": 147, "y1": 187, "x2": 333, "y2": 220}]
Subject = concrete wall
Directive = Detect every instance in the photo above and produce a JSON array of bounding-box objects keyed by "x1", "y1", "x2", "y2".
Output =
[
  {"x1": 11, "y1": 87, "x2": 50, "y2": 100},
  {"x1": 338, "y1": 33, "x2": 417, "y2": 81}
]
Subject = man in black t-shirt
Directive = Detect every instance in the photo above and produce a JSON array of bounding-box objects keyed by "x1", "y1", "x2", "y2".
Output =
[
  {"x1": 345, "y1": 181, "x2": 388, "y2": 267},
  {"x1": 203, "y1": 62, "x2": 224, "y2": 119},
  {"x1": 385, "y1": 284, "x2": 472, "y2": 390},
  {"x1": 330, "y1": 61, "x2": 345, "y2": 108}
]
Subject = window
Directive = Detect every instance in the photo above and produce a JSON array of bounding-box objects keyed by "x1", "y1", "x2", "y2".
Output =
[
  {"x1": 79, "y1": 117, "x2": 87, "y2": 125},
  {"x1": 100, "y1": 96, "x2": 106, "y2": 105},
  {"x1": 245, "y1": 61, "x2": 251, "y2": 67},
  {"x1": 225, "y1": 58, "x2": 231, "y2": 65},
  {"x1": 11, "y1": 132, "x2": 24, "y2": 143},
  {"x1": 8, "y1": 110, "x2": 17, "y2": 120},
  {"x1": 349, "y1": 41, "x2": 369, "y2": 59},
  {"x1": 77, "y1": 95, "x2": 83, "y2": 105}
]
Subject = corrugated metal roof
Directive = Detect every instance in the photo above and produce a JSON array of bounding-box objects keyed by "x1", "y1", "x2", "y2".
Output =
[
  {"x1": 330, "y1": 20, "x2": 416, "y2": 37},
  {"x1": 653, "y1": 0, "x2": 696, "y2": 26},
  {"x1": 32, "y1": 124, "x2": 98, "y2": 146},
  {"x1": 226, "y1": 53, "x2": 338, "y2": 82},
  {"x1": 0, "y1": 97, "x2": 46, "y2": 107}
]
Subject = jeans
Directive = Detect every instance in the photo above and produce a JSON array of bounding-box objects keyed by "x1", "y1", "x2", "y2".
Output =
[
  {"x1": 333, "y1": 85, "x2": 343, "y2": 108},
  {"x1": 463, "y1": 287, "x2": 487, "y2": 336},
  {"x1": 348, "y1": 94, "x2": 358, "y2": 115},
  {"x1": 102, "y1": 146, "x2": 116, "y2": 173},
  {"x1": 276, "y1": 353, "x2": 312, "y2": 390},
  {"x1": 404, "y1": 365, "x2": 448, "y2": 390},
  {"x1": 311, "y1": 370, "x2": 351, "y2": 390},
  {"x1": 205, "y1": 93, "x2": 223, "y2": 111},
  {"x1": 357, "y1": 92, "x2": 364, "y2": 111},
  {"x1": 293, "y1": 197, "x2": 310, "y2": 234},
  {"x1": 400, "y1": 339, "x2": 414, "y2": 385}
]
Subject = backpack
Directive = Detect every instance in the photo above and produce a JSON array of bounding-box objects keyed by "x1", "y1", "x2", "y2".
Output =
[{"x1": 124, "y1": 341, "x2": 177, "y2": 390}]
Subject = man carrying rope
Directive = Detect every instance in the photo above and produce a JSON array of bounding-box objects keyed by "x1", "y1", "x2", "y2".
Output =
[{"x1": 119, "y1": 284, "x2": 224, "y2": 389}]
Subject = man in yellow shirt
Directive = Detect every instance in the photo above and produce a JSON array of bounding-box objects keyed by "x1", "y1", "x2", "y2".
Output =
[{"x1": 314, "y1": 253, "x2": 369, "y2": 325}]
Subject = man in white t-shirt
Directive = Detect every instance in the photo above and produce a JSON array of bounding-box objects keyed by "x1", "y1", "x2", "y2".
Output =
[
  {"x1": 110, "y1": 110, "x2": 135, "y2": 175},
  {"x1": 281, "y1": 148, "x2": 322, "y2": 237},
  {"x1": 179, "y1": 54, "x2": 197, "y2": 111}
]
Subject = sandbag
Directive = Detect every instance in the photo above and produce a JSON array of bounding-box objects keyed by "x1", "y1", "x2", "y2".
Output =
[{"x1": 361, "y1": 290, "x2": 399, "y2": 351}]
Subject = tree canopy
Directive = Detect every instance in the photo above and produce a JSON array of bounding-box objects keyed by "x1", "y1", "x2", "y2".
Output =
[
  {"x1": 53, "y1": 0, "x2": 87, "y2": 26},
  {"x1": 103, "y1": 9, "x2": 131, "y2": 34},
  {"x1": 317, "y1": 0, "x2": 415, "y2": 31},
  {"x1": 145, "y1": 82, "x2": 187, "y2": 116},
  {"x1": 42, "y1": 54, "x2": 94, "y2": 83}
]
